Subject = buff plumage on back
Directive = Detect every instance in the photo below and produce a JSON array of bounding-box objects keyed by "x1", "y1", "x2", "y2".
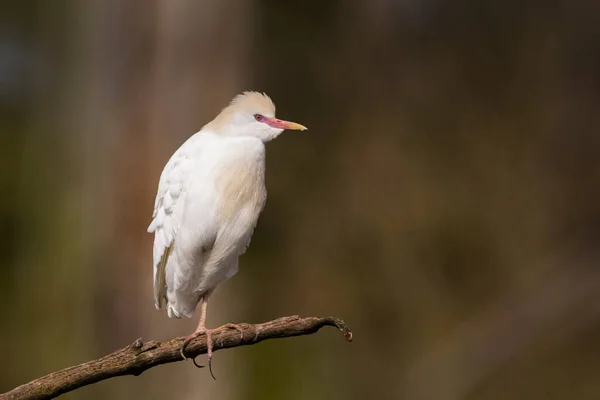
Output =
[{"x1": 203, "y1": 91, "x2": 276, "y2": 133}]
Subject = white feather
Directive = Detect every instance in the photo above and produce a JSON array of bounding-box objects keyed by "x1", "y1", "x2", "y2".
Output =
[
  {"x1": 148, "y1": 132, "x2": 267, "y2": 317},
  {"x1": 148, "y1": 91, "x2": 305, "y2": 319}
]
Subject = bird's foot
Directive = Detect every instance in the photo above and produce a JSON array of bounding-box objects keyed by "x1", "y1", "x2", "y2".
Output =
[
  {"x1": 180, "y1": 328, "x2": 217, "y2": 379},
  {"x1": 180, "y1": 329, "x2": 206, "y2": 361},
  {"x1": 179, "y1": 323, "x2": 244, "y2": 379}
]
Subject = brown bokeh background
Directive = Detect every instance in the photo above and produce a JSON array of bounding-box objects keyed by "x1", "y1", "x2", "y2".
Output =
[{"x1": 2, "y1": 1, "x2": 600, "y2": 399}]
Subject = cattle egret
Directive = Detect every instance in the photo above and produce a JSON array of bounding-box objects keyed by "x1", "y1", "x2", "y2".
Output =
[{"x1": 147, "y1": 91, "x2": 307, "y2": 377}]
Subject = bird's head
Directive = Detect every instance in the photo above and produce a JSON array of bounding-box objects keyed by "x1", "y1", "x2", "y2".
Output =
[{"x1": 204, "y1": 91, "x2": 307, "y2": 142}]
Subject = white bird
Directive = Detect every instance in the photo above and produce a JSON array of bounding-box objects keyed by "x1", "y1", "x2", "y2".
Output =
[{"x1": 147, "y1": 91, "x2": 307, "y2": 375}]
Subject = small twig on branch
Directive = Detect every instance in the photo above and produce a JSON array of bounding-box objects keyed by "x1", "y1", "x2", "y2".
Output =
[{"x1": 1, "y1": 316, "x2": 353, "y2": 400}]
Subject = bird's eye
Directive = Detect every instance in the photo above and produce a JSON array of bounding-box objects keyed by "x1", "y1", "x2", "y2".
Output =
[{"x1": 254, "y1": 114, "x2": 264, "y2": 121}]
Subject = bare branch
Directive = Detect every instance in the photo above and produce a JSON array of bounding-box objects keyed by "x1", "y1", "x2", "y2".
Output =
[{"x1": 2, "y1": 316, "x2": 353, "y2": 400}]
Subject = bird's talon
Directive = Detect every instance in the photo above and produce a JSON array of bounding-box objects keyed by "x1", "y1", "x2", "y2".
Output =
[
  {"x1": 208, "y1": 357, "x2": 216, "y2": 380},
  {"x1": 180, "y1": 343, "x2": 189, "y2": 360},
  {"x1": 192, "y1": 356, "x2": 205, "y2": 369}
]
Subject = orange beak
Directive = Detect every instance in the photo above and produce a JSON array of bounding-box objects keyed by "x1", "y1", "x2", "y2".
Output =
[{"x1": 265, "y1": 117, "x2": 307, "y2": 131}]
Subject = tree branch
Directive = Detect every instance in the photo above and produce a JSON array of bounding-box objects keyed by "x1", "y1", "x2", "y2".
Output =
[{"x1": 1, "y1": 315, "x2": 353, "y2": 400}]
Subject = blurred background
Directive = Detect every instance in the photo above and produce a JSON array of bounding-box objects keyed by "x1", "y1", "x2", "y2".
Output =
[{"x1": 2, "y1": 1, "x2": 600, "y2": 399}]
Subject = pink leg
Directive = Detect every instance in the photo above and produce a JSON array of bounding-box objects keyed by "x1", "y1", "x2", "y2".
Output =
[
  {"x1": 180, "y1": 298, "x2": 211, "y2": 360},
  {"x1": 179, "y1": 296, "x2": 245, "y2": 380}
]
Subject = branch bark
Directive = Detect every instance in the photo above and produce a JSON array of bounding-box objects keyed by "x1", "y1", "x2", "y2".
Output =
[{"x1": 1, "y1": 315, "x2": 353, "y2": 400}]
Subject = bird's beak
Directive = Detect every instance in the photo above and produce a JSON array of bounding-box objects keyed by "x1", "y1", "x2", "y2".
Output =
[{"x1": 265, "y1": 117, "x2": 307, "y2": 131}]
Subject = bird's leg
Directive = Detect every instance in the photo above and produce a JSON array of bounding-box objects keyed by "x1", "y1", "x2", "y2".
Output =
[
  {"x1": 180, "y1": 298, "x2": 210, "y2": 359},
  {"x1": 179, "y1": 299, "x2": 245, "y2": 379}
]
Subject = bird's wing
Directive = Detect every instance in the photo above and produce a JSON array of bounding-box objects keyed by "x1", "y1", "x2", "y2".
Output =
[{"x1": 147, "y1": 144, "x2": 193, "y2": 309}]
